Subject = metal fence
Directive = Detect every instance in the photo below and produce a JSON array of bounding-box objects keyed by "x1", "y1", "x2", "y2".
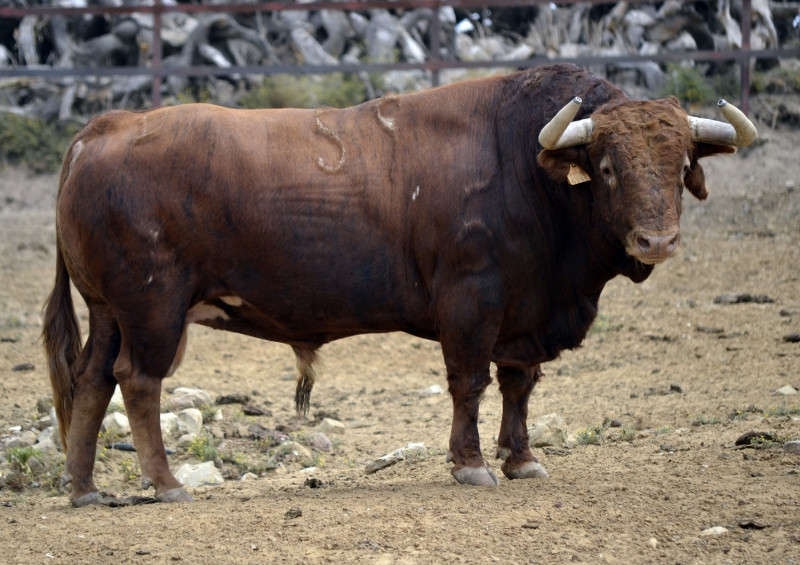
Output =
[{"x1": 1, "y1": 0, "x2": 798, "y2": 113}]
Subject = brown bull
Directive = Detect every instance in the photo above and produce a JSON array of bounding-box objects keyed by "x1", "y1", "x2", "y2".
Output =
[{"x1": 43, "y1": 64, "x2": 756, "y2": 506}]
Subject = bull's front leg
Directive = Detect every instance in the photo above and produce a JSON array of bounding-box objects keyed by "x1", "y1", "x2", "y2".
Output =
[
  {"x1": 437, "y1": 273, "x2": 503, "y2": 487},
  {"x1": 496, "y1": 365, "x2": 549, "y2": 480},
  {"x1": 446, "y1": 367, "x2": 498, "y2": 486}
]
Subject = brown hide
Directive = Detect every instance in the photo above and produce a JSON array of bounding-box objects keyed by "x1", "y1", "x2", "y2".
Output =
[{"x1": 43, "y1": 64, "x2": 745, "y2": 502}]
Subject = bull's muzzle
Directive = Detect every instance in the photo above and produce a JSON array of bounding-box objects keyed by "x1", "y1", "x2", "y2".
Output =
[{"x1": 627, "y1": 229, "x2": 680, "y2": 265}]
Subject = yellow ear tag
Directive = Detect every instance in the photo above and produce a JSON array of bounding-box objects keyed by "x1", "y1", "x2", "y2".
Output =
[{"x1": 567, "y1": 163, "x2": 591, "y2": 185}]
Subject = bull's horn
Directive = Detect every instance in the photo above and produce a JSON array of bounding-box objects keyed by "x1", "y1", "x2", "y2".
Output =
[
  {"x1": 538, "y1": 97, "x2": 595, "y2": 150},
  {"x1": 688, "y1": 99, "x2": 757, "y2": 147}
]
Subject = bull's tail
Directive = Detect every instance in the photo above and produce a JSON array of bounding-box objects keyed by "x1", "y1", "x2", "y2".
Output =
[
  {"x1": 42, "y1": 145, "x2": 83, "y2": 454},
  {"x1": 293, "y1": 347, "x2": 318, "y2": 416},
  {"x1": 42, "y1": 242, "x2": 81, "y2": 454}
]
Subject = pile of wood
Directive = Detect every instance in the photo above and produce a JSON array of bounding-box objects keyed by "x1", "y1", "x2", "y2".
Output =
[{"x1": 0, "y1": 0, "x2": 796, "y2": 120}]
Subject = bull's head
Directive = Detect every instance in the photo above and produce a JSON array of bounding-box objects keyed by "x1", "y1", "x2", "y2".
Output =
[{"x1": 537, "y1": 96, "x2": 756, "y2": 266}]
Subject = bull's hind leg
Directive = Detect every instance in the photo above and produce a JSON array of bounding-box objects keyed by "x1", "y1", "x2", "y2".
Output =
[
  {"x1": 114, "y1": 315, "x2": 192, "y2": 503},
  {"x1": 496, "y1": 365, "x2": 548, "y2": 480},
  {"x1": 63, "y1": 311, "x2": 120, "y2": 507}
]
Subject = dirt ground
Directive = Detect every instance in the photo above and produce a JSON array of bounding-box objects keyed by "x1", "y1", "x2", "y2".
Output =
[{"x1": 0, "y1": 95, "x2": 798, "y2": 564}]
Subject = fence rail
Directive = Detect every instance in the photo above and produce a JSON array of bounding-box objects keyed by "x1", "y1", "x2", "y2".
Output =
[{"x1": 1, "y1": 0, "x2": 798, "y2": 113}]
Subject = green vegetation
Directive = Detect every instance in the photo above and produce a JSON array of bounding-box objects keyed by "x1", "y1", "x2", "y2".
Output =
[
  {"x1": 187, "y1": 434, "x2": 220, "y2": 462},
  {"x1": 661, "y1": 64, "x2": 737, "y2": 107},
  {"x1": 0, "y1": 114, "x2": 80, "y2": 173},
  {"x1": 691, "y1": 414, "x2": 722, "y2": 426},
  {"x1": 6, "y1": 446, "x2": 39, "y2": 479},
  {"x1": 239, "y1": 73, "x2": 367, "y2": 109},
  {"x1": 574, "y1": 425, "x2": 605, "y2": 446}
]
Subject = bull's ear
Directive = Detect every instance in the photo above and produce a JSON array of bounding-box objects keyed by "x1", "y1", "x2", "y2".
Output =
[
  {"x1": 537, "y1": 148, "x2": 589, "y2": 185},
  {"x1": 686, "y1": 143, "x2": 737, "y2": 200}
]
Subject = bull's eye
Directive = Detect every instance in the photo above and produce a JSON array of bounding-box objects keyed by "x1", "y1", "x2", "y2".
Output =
[{"x1": 601, "y1": 165, "x2": 612, "y2": 177}]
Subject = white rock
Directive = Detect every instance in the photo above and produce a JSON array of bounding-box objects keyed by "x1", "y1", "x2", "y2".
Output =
[
  {"x1": 284, "y1": 441, "x2": 312, "y2": 460},
  {"x1": 160, "y1": 412, "x2": 179, "y2": 437},
  {"x1": 101, "y1": 412, "x2": 131, "y2": 438},
  {"x1": 36, "y1": 427, "x2": 61, "y2": 452},
  {"x1": 177, "y1": 433, "x2": 199, "y2": 448},
  {"x1": 317, "y1": 418, "x2": 345, "y2": 435},
  {"x1": 784, "y1": 440, "x2": 800, "y2": 454},
  {"x1": 528, "y1": 413, "x2": 568, "y2": 447},
  {"x1": 419, "y1": 384, "x2": 444, "y2": 397},
  {"x1": 365, "y1": 442, "x2": 426, "y2": 474},
  {"x1": 108, "y1": 385, "x2": 125, "y2": 412},
  {"x1": 6, "y1": 430, "x2": 37, "y2": 448},
  {"x1": 169, "y1": 387, "x2": 212, "y2": 410},
  {"x1": 240, "y1": 472, "x2": 258, "y2": 481},
  {"x1": 700, "y1": 526, "x2": 728, "y2": 536},
  {"x1": 775, "y1": 385, "x2": 798, "y2": 396},
  {"x1": 177, "y1": 408, "x2": 204, "y2": 435},
  {"x1": 311, "y1": 431, "x2": 332, "y2": 452},
  {"x1": 646, "y1": 537, "x2": 658, "y2": 549},
  {"x1": 175, "y1": 461, "x2": 223, "y2": 487}
]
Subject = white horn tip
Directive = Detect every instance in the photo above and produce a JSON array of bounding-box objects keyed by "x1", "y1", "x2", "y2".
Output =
[{"x1": 718, "y1": 99, "x2": 728, "y2": 108}]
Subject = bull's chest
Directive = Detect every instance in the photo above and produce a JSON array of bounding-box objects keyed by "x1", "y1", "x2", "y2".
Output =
[{"x1": 491, "y1": 289, "x2": 601, "y2": 367}]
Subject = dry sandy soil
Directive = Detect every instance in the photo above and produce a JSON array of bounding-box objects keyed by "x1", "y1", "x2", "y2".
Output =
[{"x1": 0, "y1": 94, "x2": 798, "y2": 564}]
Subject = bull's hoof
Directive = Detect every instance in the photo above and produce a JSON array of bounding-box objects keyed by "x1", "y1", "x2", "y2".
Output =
[
  {"x1": 156, "y1": 487, "x2": 193, "y2": 503},
  {"x1": 452, "y1": 465, "x2": 500, "y2": 486},
  {"x1": 501, "y1": 460, "x2": 549, "y2": 480},
  {"x1": 70, "y1": 491, "x2": 115, "y2": 508}
]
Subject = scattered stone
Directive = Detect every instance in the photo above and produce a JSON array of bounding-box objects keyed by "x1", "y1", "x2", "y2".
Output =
[
  {"x1": 419, "y1": 384, "x2": 444, "y2": 397},
  {"x1": 175, "y1": 461, "x2": 223, "y2": 487},
  {"x1": 304, "y1": 477, "x2": 324, "y2": 488},
  {"x1": 6, "y1": 430, "x2": 37, "y2": 448},
  {"x1": 285, "y1": 507, "x2": 302, "y2": 520},
  {"x1": 177, "y1": 408, "x2": 204, "y2": 435},
  {"x1": 35, "y1": 414, "x2": 52, "y2": 430},
  {"x1": 774, "y1": 385, "x2": 798, "y2": 396},
  {"x1": 242, "y1": 404, "x2": 272, "y2": 417},
  {"x1": 11, "y1": 362, "x2": 35, "y2": 372},
  {"x1": 713, "y1": 293, "x2": 775, "y2": 305},
  {"x1": 365, "y1": 442, "x2": 426, "y2": 474},
  {"x1": 109, "y1": 385, "x2": 125, "y2": 412},
  {"x1": 169, "y1": 387, "x2": 212, "y2": 411},
  {"x1": 783, "y1": 333, "x2": 800, "y2": 343},
  {"x1": 784, "y1": 441, "x2": 800, "y2": 454},
  {"x1": 700, "y1": 526, "x2": 729, "y2": 536},
  {"x1": 160, "y1": 413, "x2": 179, "y2": 437},
  {"x1": 248, "y1": 423, "x2": 287, "y2": 444},
  {"x1": 176, "y1": 433, "x2": 200, "y2": 448},
  {"x1": 35, "y1": 427, "x2": 61, "y2": 453},
  {"x1": 240, "y1": 472, "x2": 258, "y2": 481},
  {"x1": 284, "y1": 441, "x2": 312, "y2": 461},
  {"x1": 35, "y1": 396, "x2": 53, "y2": 415},
  {"x1": 310, "y1": 431, "x2": 332, "y2": 452},
  {"x1": 669, "y1": 383, "x2": 683, "y2": 393},
  {"x1": 646, "y1": 537, "x2": 658, "y2": 549},
  {"x1": 528, "y1": 413, "x2": 568, "y2": 448},
  {"x1": 317, "y1": 418, "x2": 345, "y2": 435},
  {"x1": 215, "y1": 393, "x2": 250, "y2": 405},
  {"x1": 101, "y1": 412, "x2": 131, "y2": 438},
  {"x1": 738, "y1": 518, "x2": 769, "y2": 530}
]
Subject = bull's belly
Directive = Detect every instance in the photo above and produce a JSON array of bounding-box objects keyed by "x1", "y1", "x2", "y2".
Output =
[{"x1": 186, "y1": 295, "x2": 437, "y2": 347}]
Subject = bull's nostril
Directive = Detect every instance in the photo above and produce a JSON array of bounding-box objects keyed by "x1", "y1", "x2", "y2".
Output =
[{"x1": 637, "y1": 236, "x2": 651, "y2": 252}]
